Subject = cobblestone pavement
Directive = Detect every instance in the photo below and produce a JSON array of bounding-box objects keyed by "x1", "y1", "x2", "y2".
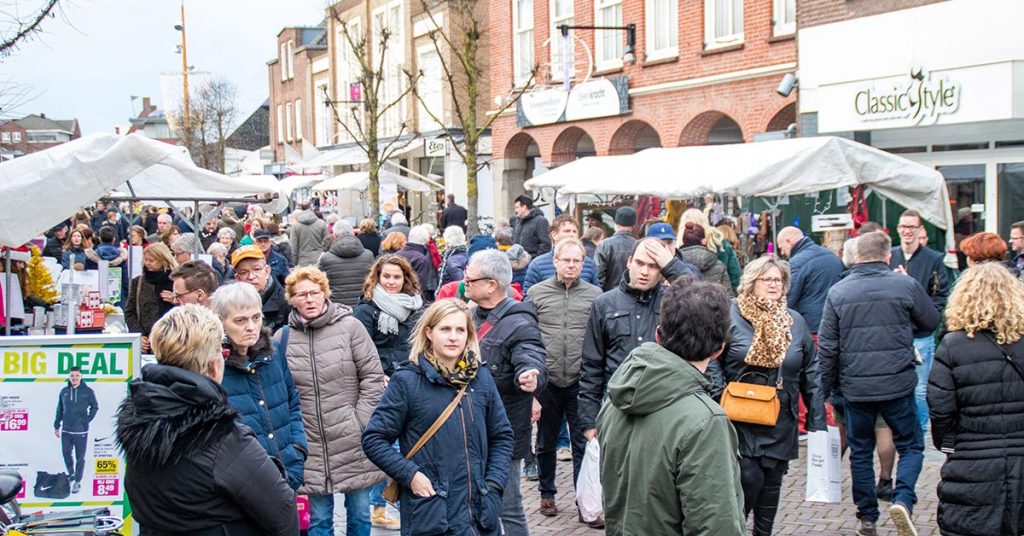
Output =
[{"x1": 344, "y1": 443, "x2": 945, "y2": 535}]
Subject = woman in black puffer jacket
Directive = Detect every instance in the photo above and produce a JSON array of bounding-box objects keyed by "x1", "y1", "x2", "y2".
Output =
[
  {"x1": 116, "y1": 305, "x2": 297, "y2": 536},
  {"x1": 353, "y1": 255, "x2": 425, "y2": 376},
  {"x1": 928, "y1": 261, "x2": 1024, "y2": 536}
]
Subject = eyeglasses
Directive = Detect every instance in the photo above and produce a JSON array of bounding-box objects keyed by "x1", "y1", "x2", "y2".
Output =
[
  {"x1": 292, "y1": 290, "x2": 323, "y2": 301},
  {"x1": 172, "y1": 288, "x2": 200, "y2": 302},
  {"x1": 757, "y1": 277, "x2": 784, "y2": 286},
  {"x1": 1011, "y1": 236, "x2": 1024, "y2": 242},
  {"x1": 464, "y1": 276, "x2": 493, "y2": 285},
  {"x1": 896, "y1": 225, "x2": 920, "y2": 231},
  {"x1": 235, "y1": 264, "x2": 267, "y2": 278},
  {"x1": 555, "y1": 257, "x2": 583, "y2": 265}
]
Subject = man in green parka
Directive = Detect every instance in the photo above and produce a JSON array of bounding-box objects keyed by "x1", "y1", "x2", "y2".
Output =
[{"x1": 597, "y1": 277, "x2": 745, "y2": 536}]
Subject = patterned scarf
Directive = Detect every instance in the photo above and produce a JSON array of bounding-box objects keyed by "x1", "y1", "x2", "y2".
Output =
[
  {"x1": 736, "y1": 293, "x2": 793, "y2": 368},
  {"x1": 424, "y1": 350, "x2": 480, "y2": 386}
]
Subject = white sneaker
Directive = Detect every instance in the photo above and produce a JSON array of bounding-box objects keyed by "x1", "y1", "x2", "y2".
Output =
[
  {"x1": 557, "y1": 447, "x2": 572, "y2": 461},
  {"x1": 889, "y1": 502, "x2": 918, "y2": 536}
]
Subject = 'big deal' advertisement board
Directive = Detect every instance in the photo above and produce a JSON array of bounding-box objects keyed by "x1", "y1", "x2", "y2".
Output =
[{"x1": 0, "y1": 334, "x2": 140, "y2": 533}]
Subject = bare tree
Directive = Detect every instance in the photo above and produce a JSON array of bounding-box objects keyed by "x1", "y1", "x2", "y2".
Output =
[
  {"x1": 0, "y1": 0, "x2": 61, "y2": 58},
  {"x1": 325, "y1": 3, "x2": 419, "y2": 219},
  {"x1": 408, "y1": 0, "x2": 535, "y2": 234},
  {"x1": 175, "y1": 78, "x2": 238, "y2": 173}
]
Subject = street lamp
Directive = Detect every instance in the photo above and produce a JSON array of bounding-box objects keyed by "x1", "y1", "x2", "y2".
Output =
[{"x1": 174, "y1": 1, "x2": 190, "y2": 129}]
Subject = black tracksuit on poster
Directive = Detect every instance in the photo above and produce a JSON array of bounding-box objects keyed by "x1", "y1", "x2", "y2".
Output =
[{"x1": 54, "y1": 381, "x2": 98, "y2": 483}]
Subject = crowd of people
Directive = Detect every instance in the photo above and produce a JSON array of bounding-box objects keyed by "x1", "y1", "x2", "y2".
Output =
[{"x1": 21, "y1": 194, "x2": 1024, "y2": 536}]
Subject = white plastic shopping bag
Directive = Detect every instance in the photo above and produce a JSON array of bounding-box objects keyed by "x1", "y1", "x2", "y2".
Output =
[
  {"x1": 576, "y1": 438, "x2": 604, "y2": 522},
  {"x1": 805, "y1": 425, "x2": 842, "y2": 502}
]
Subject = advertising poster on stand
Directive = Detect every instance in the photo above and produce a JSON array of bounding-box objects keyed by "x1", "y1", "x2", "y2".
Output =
[{"x1": 0, "y1": 334, "x2": 140, "y2": 533}]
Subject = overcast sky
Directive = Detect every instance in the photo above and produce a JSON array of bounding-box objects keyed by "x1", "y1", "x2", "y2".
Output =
[{"x1": 2, "y1": 0, "x2": 326, "y2": 134}]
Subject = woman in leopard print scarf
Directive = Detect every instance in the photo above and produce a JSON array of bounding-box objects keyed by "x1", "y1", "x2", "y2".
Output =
[{"x1": 721, "y1": 254, "x2": 826, "y2": 536}]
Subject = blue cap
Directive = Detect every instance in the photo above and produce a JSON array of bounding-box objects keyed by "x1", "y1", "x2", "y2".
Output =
[{"x1": 646, "y1": 222, "x2": 676, "y2": 240}]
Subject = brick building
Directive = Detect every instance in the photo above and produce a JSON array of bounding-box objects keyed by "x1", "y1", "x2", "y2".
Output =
[
  {"x1": 268, "y1": 26, "x2": 329, "y2": 163},
  {"x1": 488, "y1": 0, "x2": 798, "y2": 221},
  {"x1": 798, "y1": 0, "x2": 1024, "y2": 239},
  {"x1": 0, "y1": 114, "x2": 81, "y2": 158}
]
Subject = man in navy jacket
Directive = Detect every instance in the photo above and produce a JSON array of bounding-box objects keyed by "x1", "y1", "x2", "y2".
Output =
[{"x1": 778, "y1": 227, "x2": 844, "y2": 334}]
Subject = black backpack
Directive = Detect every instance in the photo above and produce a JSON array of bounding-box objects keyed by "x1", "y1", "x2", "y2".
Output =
[{"x1": 34, "y1": 471, "x2": 71, "y2": 499}]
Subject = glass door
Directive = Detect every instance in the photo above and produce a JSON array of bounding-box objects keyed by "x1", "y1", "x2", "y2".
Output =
[{"x1": 937, "y1": 164, "x2": 985, "y2": 269}]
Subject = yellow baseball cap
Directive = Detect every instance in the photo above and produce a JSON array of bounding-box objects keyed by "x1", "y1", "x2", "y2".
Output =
[{"x1": 231, "y1": 245, "x2": 265, "y2": 268}]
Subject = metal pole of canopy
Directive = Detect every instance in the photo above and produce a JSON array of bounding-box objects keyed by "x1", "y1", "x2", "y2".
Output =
[{"x1": 4, "y1": 250, "x2": 11, "y2": 336}]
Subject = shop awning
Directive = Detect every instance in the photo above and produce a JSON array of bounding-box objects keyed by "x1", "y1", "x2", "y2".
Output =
[
  {"x1": 301, "y1": 137, "x2": 424, "y2": 169},
  {"x1": 312, "y1": 170, "x2": 432, "y2": 193}
]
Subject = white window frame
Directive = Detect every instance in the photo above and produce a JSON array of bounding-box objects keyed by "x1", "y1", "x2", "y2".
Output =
[
  {"x1": 645, "y1": 0, "x2": 678, "y2": 61},
  {"x1": 286, "y1": 40, "x2": 295, "y2": 79},
  {"x1": 549, "y1": 0, "x2": 574, "y2": 82},
  {"x1": 285, "y1": 102, "x2": 293, "y2": 142},
  {"x1": 1, "y1": 132, "x2": 9, "y2": 143},
  {"x1": 12, "y1": 131, "x2": 21, "y2": 142},
  {"x1": 334, "y1": 17, "x2": 362, "y2": 143},
  {"x1": 595, "y1": 0, "x2": 623, "y2": 70},
  {"x1": 416, "y1": 45, "x2": 444, "y2": 131},
  {"x1": 295, "y1": 99, "x2": 303, "y2": 141},
  {"x1": 276, "y1": 104, "x2": 284, "y2": 144},
  {"x1": 373, "y1": 1, "x2": 406, "y2": 138},
  {"x1": 512, "y1": 0, "x2": 534, "y2": 86},
  {"x1": 280, "y1": 43, "x2": 288, "y2": 82},
  {"x1": 704, "y1": 0, "x2": 744, "y2": 49},
  {"x1": 773, "y1": 0, "x2": 795, "y2": 36},
  {"x1": 314, "y1": 81, "x2": 331, "y2": 146}
]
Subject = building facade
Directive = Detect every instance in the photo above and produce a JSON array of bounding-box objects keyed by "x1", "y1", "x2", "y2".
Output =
[
  {"x1": 489, "y1": 0, "x2": 798, "y2": 221},
  {"x1": 0, "y1": 114, "x2": 81, "y2": 157},
  {"x1": 798, "y1": 0, "x2": 1024, "y2": 239},
  {"x1": 268, "y1": 26, "x2": 329, "y2": 163}
]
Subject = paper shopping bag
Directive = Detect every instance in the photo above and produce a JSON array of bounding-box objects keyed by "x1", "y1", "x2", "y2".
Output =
[{"x1": 805, "y1": 425, "x2": 842, "y2": 503}]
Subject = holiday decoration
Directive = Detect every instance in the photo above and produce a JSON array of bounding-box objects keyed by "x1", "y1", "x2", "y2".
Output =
[{"x1": 26, "y1": 245, "x2": 59, "y2": 304}]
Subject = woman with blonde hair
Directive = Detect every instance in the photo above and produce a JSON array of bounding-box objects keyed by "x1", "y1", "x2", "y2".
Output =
[
  {"x1": 125, "y1": 243, "x2": 177, "y2": 353},
  {"x1": 357, "y1": 218, "x2": 382, "y2": 257},
  {"x1": 928, "y1": 261, "x2": 1024, "y2": 536},
  {"x1": 279, "y1": 265, "x2": 386, "y2": 536},
  {"x1": 116, "y1": 304, "x2": 298, "y2": 535},
  {"x1": 678, "y1": 208, "x2": 741, "y2": 289},
  {"x1": 361, "y1": 299, "x2": 514, "y2": 536},
  {"x1": 721, "y1": 255, "x2": 824, "y2": 535}
]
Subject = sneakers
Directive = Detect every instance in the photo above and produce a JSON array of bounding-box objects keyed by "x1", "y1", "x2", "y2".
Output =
[
  {"x1": 540, "y1": 498, "x2": 557, "y2": 517},
  {"x1": 371, "y1": 506, "x2": 401, "y2": 531},
  {"x1": 557, "y1": 446, "x2": 572, "y2": 461},
  {"x1": 524, "y1": 460, "x2": 539, "y2": 481},
  {"x1": 889, "y1": 502, "x2": 918, "y2": 536},
  {"x1": 578, "y1": 513, "x2": 605, "y2": 529},
  {"x1": 856, "y1": 519, "x2": 877, "y2": 536},
  {"x1": 876, "y1": 478, "x2": 893, "y2": 502},
  {"x1": 71, "y1": 481, "x2": 80, "y2": 494}
]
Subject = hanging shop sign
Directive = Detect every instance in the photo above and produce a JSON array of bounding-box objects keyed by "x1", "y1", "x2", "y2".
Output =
[
  {"x1": 424, "y1": 138, "x2": 447, "y2": 158},
  {"x1": 517, "y1": 77, "x2": 629, "y2": 128}
]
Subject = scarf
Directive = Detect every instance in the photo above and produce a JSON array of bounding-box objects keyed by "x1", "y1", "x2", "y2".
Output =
[
  {"x1": 424, "y1": 350, "x2": 480, "y2": 386},
  {"x1": 372, "y1": 284, "x2": 423, "y2": 335},
  {"x1": 143, "y1": 268, "x2": 171, "y2": 289},
  {"x1": 736, "y1": 293, "x2": 793, "y2": 368}
]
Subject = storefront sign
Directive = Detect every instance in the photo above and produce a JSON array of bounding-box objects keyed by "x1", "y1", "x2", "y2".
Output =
[
  {"x1": 0, "y1": 334, "x2": 140, "y2": 534},
  {"x1": 853, "y1": 69, "x2": 961, "y2": 125},
  {"x1": 517, "y1": 77, "x2": 629, "y2": 128},
  {"x1": 424, "y1": 138, "x2": 447, "y2": 157}
]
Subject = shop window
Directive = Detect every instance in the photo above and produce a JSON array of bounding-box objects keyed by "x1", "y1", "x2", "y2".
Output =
[
  {"x1": 286, "y1": 40, "x2": 295, "y2": 80},
  {"x1": 595, "y1": 0, "x2": 623, "y2": 69},
  {"x1": 773, "y1": 0, "x2": 794, "y2": 36},
  {"x1": 705, "y1": 0, "x2": 743, "y2": 48},
  {"x1": 645, "y1": 0, "x2": 678, "y2": 61},
  {"x1": 1, "y1": 132, "x2": 9, "y2": 143},
  {"x1": 513, "y1": 0, "x2": 535, "y2": 86},
  {"x1": 280, "y1": 43, "x2": 289, "y2": 82},
  {"x1": 295, "y1": 99, "x2": 303, "y2": 141},
  {"x1": 12, "y1": 132, "x2": 20, "y2": 142},
  {"x1": 276, "y1": 105, "x2": 284, "y2": 144},
  {"x1": 998, "y1": 163, "x2": 1024, "y2": 240},
  {"x1": 286, "y1": 102, "x2": 293, "y2": 142},
  {"x1": 550, "y1": 0, "x2": 575, "y2": 81}
]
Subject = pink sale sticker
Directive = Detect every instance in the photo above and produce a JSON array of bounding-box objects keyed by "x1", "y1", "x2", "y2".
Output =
[
  {"x1": 93, "y1": 478, "x2": 119, "y2": 497},
  {"x1": 0, "y1": 409, "x2": 28, "y2": 431}
]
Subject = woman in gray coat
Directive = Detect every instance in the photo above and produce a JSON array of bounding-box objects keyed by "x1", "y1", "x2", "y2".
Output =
[
  {"x1": 678, "y1": 222, "x2": 735, "y2": 296},
  {"x1": 279, "y1": 266, "x2": 386, "y2": 536}
]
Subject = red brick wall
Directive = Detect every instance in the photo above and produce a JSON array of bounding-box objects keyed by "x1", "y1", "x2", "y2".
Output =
[
  {"x1": 798, "y1": 0, "x2": 947, "y2": 29},
  {"x1": 490, "y1": 0, "x2": 797, "y2": 160},
  {"x1": 269, "y1": 29, "x2": 321, "y2": 162}
]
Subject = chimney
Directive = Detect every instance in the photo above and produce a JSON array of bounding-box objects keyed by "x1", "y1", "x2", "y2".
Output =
[
  {"x1": 142, "y1": 97, "x2": 152, "y2": 112},
  {"x1": 39, "y1": 113, "x2": 46, "y2": 119}
]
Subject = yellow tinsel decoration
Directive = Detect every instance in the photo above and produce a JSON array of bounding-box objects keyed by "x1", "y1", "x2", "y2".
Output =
[{"x1": 26, "y1": 245, "x2": 59, "y2": 304}]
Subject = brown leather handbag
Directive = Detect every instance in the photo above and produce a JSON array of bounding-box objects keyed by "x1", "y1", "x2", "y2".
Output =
[
  {"x1": 381, "y1": 383, "x2": 468, "y2": 504},
  {"x1": 720, "y1": 371, "x2": 783, "y2": 426}
]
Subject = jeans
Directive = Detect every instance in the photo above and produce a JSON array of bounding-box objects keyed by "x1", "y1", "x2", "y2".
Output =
[
  {"x1": 739, "y1": 457, "x2": 788, "y2": 536},
  {"x1": 537, "y1": 382, "x2": 586, "y2": 499},
  {"x1": 913, "y1": 335, "x2": 935, "y2": 436},
  {"x1": 308, "y1": 487, "x2": 372, "y2": 536},
  {"x1": 845, "y1": 394, "x2": 924, "y2": 522},
  {"x1": 61, "y1": 432, "x2": 87, "y2": 483},
  {"x1": 501, "y1": 459, "x2": 530, "y2": 536},
  {"x1": 557, "y1": 416, "x2": 570, "y2": 449}
]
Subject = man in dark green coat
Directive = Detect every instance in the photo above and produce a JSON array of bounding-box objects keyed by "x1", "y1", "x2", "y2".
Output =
[{"x1": 597, "y1": 278, "x2": 744, "y2": 536}]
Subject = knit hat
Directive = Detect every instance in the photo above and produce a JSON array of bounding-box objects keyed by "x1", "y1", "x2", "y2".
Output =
[
  {"x1": 467, "y1": 235, "x2": 498, "y2": 258},
  {"x1": 614, "y1": 206, "x2": 637, "y2": 227}
]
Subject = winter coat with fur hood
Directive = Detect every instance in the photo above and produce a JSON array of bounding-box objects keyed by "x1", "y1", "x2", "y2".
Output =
[
  {"x1": 116, "y1": 364, "x2": 298, "y2": 536},
  {"x1": 276, "y1": 301, "x2": 387, "y2": 495}
]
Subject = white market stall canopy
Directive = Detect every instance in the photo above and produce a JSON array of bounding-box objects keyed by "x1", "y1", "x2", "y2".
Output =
[
  {"x1": 525, "y1": 136, "x2": 955, "y2": 232},
  {"x1": 312, "y1": 170, "x2": 432, "y2": 193},
  {"x1": 0, "y1": 133, "x2": 286, "y2": 247},
  {"x1": 278, "y1": 174, "x2": 325, "y2": 197}
]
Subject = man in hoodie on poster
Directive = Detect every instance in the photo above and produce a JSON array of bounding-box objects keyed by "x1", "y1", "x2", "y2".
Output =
[
  {"x1": 463, "y1": 249, "x2": 548, "y2": 536},
  {"x1": 290, "y1": 201, "x2": 328, "y2": 267},
  {"x1": 511, "y1": 195, "x2": 551, "y2": 257},
  {"x1": 54, "y1": 366, "x2": 99, "y2": 494}
]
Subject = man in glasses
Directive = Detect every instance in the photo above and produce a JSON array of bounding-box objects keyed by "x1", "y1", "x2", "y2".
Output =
[
  {"x1": 169, "y1": 260, "x2": 219, "y2": 308},
  {"x1": 888, "y1": 209, "x2": 949, "y2": 439},
  {"x1": 1008, "y1": 221, "x2": 1024, "y2": 278},
  {"x1": 232, "y1": 245, "x2": 291, "y2": 331}
]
